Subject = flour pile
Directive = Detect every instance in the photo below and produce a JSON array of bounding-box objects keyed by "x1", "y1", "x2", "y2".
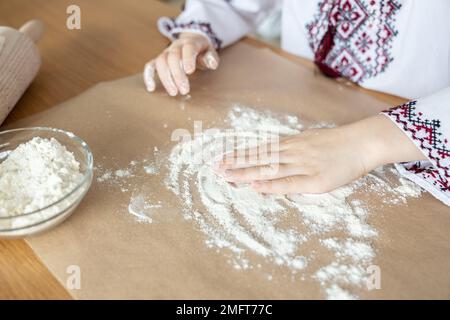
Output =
[
  {"x1": 0, "y1": 137, "x2": 83, "y2": 216},
  {"x1": 163, "y1": 105, "x2": 422, "y2": 299}
]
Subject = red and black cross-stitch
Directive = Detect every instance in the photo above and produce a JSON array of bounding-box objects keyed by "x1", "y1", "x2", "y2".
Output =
[
  {"x1": 384, "y1": 101, "x2": 450, "y2": 194},
  {"x1": 306, "y1": 0, "x2": 402, "y2": 83},
  {"x1": 160, "y1": 19, "x2": 223, "y2": 50}
]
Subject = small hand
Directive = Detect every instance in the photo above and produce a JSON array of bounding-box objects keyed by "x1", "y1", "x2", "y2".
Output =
[
  {"x1": 214, "y1": 115, "x2": 426, "y2": 194},
  {"x1": 144, "y1": 33, "x2": 219, "y2": 96}
]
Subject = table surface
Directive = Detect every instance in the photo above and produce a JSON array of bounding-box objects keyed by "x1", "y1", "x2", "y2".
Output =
[{"x1": 0, "y1": 0, "x2": 405, "y2": 299}]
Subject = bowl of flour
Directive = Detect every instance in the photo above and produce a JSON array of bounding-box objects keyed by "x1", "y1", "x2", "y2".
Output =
[{"x1": 0, "y1": 127, "x2": 93, "y2": 238}]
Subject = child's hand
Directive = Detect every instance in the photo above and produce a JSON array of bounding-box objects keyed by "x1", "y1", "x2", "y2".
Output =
[
  {"x1": 144, "y1": 33, "x2": 219, "y2": 96},
  {"x1": 213, "y1": 115, "x2": 426, "y2": 194}
]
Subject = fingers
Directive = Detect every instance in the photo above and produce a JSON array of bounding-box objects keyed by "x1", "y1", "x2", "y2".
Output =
[
  {"x1": 182, "y1": 42, "x2": 200, "y2": 74},
  {"x1": 156, "y1": 53, "x2": 178, "y2": 96},
  {"x1": 197, "y1": 49, "x2": 219, "y2": 70},
  {"x1": 215, "y1": 142, "x2": 291, "y2": 171},
  {"x1": 251, "y1": 175, "x2": 323, "y2": 195},
  {"x1": 220, "y1": 164, "x2": 309, "y2": 183},
  {"x1": 167, "y1": 48, "x2": 190, "y2": 95},
  {"x1": 143, "y1": 60, "x2": 156, "y2": 92},
  {"x1": 217, "y1": 152, "x2": 285, "y2": 171},
  {"x1": 145, "y1": 33, "x2": 219, "y2": 95}
]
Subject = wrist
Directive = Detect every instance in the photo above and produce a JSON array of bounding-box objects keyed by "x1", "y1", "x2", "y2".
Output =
[
  {"x1": 179, "y1": 32, "x2": 210, "y2": 43},
  {"x1": 346, "y1": 114, "x2": 427, "y2": 171}
]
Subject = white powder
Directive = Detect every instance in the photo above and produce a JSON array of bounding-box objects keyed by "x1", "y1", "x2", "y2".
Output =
[
  {"x1": 315, "y1": 263, "x2": 366, "y2": 286},
  {"x1": 95, "y1": 104, "x2": 423, "y2": 299},
  {"x1": 128, "y1": 194, "x2": 161, "y2": 223},
  {"x1": 144, "y1": 165, "x2": 158, "y2": 175},
  {"x1": 162, "y1": 105, "x2": 422, "y2": 299},
  {"x1": 0, "y1": 137, "x2": 82, "y2": 216},
  {"x1": 95, "y1": 165, "x2": 135, "y2": 193},
  {"x1": 325, "y1": 284, "x2": 357, "y2": 300},
  {"x1": 95, "y1": 151, "x2": 162, "y2": 222},
  {"x1": 227, "y1": 105, "x2": 303, "y2": 135},
  {"x1": 95, "y1": 149, "x2": 160, "y2": 193},
  {"x1": 321, "y1": 238, "x2": 375, "y2": 262},
  {"x1": 286, "y1": 187, "x2": 378, "y2": 238},
  {"x1": 97, "y1": 171, "x2": 113, "y2": 183},
  {"x1": 115, "y1": 169, "x2": 133, "y2": 178}
]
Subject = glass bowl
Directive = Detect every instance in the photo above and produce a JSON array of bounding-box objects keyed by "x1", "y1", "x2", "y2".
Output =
[{"x1": 0, "y1": 127, "x2": 93, "y2": 238}]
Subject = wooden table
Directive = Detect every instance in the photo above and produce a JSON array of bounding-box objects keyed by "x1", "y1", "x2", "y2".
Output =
[{"x1": 0, "y1": 0, "x2": 405, "y2": 299}]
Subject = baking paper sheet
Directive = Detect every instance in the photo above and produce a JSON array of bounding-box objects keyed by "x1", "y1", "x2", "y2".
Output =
[{"x1": 7, "y1": 43, "x2": 450, "y2": 299}]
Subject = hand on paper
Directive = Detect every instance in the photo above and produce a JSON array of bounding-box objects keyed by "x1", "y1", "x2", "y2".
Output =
[
  {"x1": 143, "y1": 33, "x2": 219, "y2": 96},
  {"x1": 213, "y1": 115, "x2": 426, "y2": 194}
]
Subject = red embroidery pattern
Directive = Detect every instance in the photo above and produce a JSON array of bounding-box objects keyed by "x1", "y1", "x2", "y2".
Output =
[
  {"x1": 306, "y1": 0, "x2": 401, "y2": 83},
  {"x1": 160, "y1": 19, "x2": 223, "y2": 50},
  {"x1": 383, "y1": 101, "x2": 450, "y2": 194}
]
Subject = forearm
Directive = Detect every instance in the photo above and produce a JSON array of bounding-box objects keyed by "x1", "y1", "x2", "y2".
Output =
[{"x1": 344, "y1": 114, "x2": 427, "y2": 172}]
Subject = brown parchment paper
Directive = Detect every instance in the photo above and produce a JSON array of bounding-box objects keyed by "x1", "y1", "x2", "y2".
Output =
[{"x1": 7, "y1": 43, "x2": 450, "y2": 299}]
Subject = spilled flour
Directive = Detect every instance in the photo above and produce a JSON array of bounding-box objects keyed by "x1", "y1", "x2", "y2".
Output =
[
  {"x1": 128, "y1": 194, "x2": 162, "y2": 223},
  {"x1": 163, "y1": 105, "x2": 422, "y2": 299},
  {"x1": 96, "y1": 104, "x2": 423, "y2": 299}
]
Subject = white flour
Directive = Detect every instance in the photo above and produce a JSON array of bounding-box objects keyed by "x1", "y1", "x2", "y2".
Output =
[
  {"x1": 163, "y1": 105, "x2": 422, "y2": 299},
  {"x1": 128, "y1": 194, "x2": 162, "y2": 223},
  {"x1": 0, "y1": 137, "x2": 82, "y2": 216},
  {"x1": 115, "y1": 169, "x2": 133, "y2": 178},
  {"x1": 97, "y1": 167, "x2": 133, "y2": 193},
  {"x1": 144, "y1": 165, "x2": 158, "y2": 175},
  {"x1": 95, "y1": 153, "x2": 162, "y2": 216},
  {"x1": 96, "y1": 105, "x2": 423, "y2": 299}
]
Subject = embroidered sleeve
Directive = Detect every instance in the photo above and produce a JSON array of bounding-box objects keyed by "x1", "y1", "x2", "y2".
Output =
[
  {"x1": 158, "y1": 18, "x2": 223, "y2": 50},
  {"x1": 381, "y1": 87, "x2": 450, "y2": 206},
  {"x1": 157, "y1": 0, "x2": 278, "y2": 50}
]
